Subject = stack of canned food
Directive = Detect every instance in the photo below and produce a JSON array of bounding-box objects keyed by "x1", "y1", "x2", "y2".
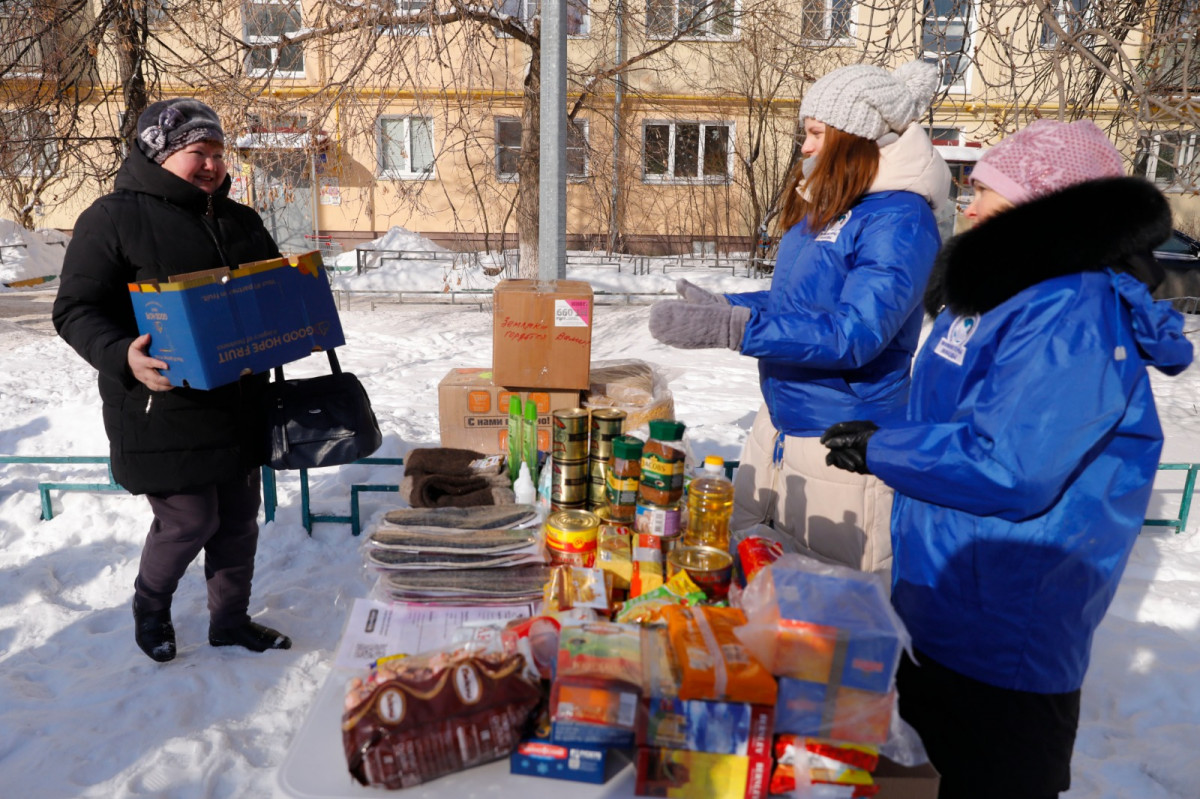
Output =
[{"x1": 542, "y1": 412, "x2": 736, "y2": 603}]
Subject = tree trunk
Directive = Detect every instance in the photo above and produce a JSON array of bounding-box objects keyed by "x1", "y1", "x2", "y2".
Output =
[{"x1": 516, "y1": 47, "x2": 541, "y2": 279}]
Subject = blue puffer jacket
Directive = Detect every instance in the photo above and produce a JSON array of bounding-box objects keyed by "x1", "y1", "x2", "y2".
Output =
[
  {"x1": 726, "y1": 126, "x2": 948, "y2": 437},
  {"x1": 729, "y1": 190, "x2": 940, "y2": 436},
  {"x1": 868, "y1": 177, "x2": 1194, "y2": 694}
]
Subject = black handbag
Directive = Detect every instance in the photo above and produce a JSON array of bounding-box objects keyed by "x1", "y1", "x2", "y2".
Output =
[{"x1": 264, "y1": 350, "x2": 382, "y2": 470}]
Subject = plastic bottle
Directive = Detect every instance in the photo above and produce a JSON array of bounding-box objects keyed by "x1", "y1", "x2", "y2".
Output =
[
  {"x1": 507, "y1": 395, "x2": 523, "y2": 483},
  {"x1": 513, "y1": 461, "x2": 536, "y2": 505},
  {"x1": 684, "y1": 455, "x2": 735, "y2": 551},
  {"x1": 523, "y1": 398, "x2": 540, "y2": 484}
]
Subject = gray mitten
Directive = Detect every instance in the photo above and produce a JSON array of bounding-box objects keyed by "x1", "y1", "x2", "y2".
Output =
[
  {"x1": 676, "y1": 278, "x2": 729, "y2": 305},
  {"x1": 649, "y1": 300, "x2": 751, "y2": 351}
]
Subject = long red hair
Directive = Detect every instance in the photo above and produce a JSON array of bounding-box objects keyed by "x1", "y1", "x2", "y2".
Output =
[{"x1": 778, "y1": 125, "x2": 880, "y2": 233}]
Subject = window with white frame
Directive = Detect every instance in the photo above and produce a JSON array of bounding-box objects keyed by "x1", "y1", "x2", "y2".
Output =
[
  {"x1": 147, "y1": 0, "x2": 170, "y2": 24},
  {"x1": 497, "y1": 0, "x2": 590, "y2": 35},
  {"x1": 800, "y1": 0, "x2": 852, "y2": 43},
  {"x1": 925, "y1": 126, "x2": 962, "y2": 144},
  {"x1": 379, "y1": 115, "x2": 435, "y2": 178},
  {"x1": 0, "y1": 110, "x2": 58, "y2": 177},
  {"x1": 922, "y1": 0, "x2": 972, "y2": 91},
  {"x1": 643, "y1": 121, "x2": 732, "y2": 183},
  {"x1": 381, "y1": 0, "x2": 430, "y2": 35},
  {"x1": 647, "y1": 0, "x2": 736, "y2": 39},
  {"x1": 1040, "y1": 0, "x2": 1089, "y2": 47},
  {"x1": 1135, "y1": 131, "x2": 1199, "y2": 190},
  {"x1": 244, "y1": 0, "x2": 305, "y2": 78},
  {"x1": 0, "y1": 8, "x2": 45, "y2": 76},
  {"x1": 1150, "y1": 0, "x2": 1197, "y2": 88},
  {"x1": 495, "y1": 117, "x2": 588, "y2": 181}
]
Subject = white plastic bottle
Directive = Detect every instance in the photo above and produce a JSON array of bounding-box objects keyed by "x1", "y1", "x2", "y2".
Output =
[{"x1": 514, "y1": 461, "x2": 537, "y2": 505}]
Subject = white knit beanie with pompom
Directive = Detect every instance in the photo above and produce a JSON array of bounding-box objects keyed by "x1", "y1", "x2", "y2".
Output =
[{"x1": 799, "y1": 61, "x2": 941, "y2": 141}]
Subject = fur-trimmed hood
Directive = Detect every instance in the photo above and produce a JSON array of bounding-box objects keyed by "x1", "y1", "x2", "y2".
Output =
[{"x1": 924, "y1": 177, "x2": 1172, "y2": 317}]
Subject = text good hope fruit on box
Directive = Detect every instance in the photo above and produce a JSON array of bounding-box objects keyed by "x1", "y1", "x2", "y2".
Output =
[{"x1": 127, "y1": 251, "x2": 345, "y2": 390}]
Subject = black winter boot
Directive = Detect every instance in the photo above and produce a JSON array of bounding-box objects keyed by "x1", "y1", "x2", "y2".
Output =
[
  {"x1": 133, "y1": 599, "x2": 176, "y2": 663},
  {"x1": 209, "y1": 621, "x2": 292, "y2": 652}
]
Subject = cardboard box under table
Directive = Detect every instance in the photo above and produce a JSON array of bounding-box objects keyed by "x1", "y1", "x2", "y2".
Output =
[
  {"x1": 437, "y1": 367, "x2": 582, "y2": 454},
  {"x1": 127, "y1": 251, "x2": 344, "y2": 390},
  {"x1": 492, "y1": 279, "x2": 593, "y2": 390}
]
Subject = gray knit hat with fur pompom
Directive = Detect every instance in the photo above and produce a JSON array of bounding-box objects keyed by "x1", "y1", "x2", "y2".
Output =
[
  {"x1": 799, "y1": 61, "x2": 941, "y2": 141},
  {"x1": 136, "y1": 98, "x2": 225, "y2": 164}
]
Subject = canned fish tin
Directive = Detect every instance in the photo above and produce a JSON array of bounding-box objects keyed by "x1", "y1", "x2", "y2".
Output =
[
  {"x1": 588, "y1": 457, "x2": 610, "y2": 508},
  {"x1": 635, "y1": 499, "x2": 683, "y2": 539},
  {"x1": 546, "y1": 509, "x2": 601, "y2": 567},
  {"x1": 552, "y1": 408, "x2": 590, "y2": 462},
  {"x1": 551, "y1": 456, "x2": 589, "y2": 506},
  {"x1": 667, "y1": 545, "x2": 734, "y2": 601},
  {"x1": 589, "y1": 409, "x2": 626, "y2": 457}
]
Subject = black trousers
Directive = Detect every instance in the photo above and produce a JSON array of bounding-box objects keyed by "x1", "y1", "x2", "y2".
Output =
[
  {"x1": 896, "y1": 649, "x2": 1080, "y2": 799},
  {"x1": 135, "y1": 470, "x2": 262, "y2": 630}
]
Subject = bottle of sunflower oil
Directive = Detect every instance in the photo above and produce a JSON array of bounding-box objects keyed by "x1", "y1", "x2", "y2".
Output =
[{"x1": 684, "y1": 455, "x2": 734, "y2": 551}]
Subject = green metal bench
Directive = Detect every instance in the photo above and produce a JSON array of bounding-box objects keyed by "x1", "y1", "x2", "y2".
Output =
[
  {"x1": 262, "y1": 457, "x2": 406, "y2": 537},
  {"x1": 0, "y1": 456, "x2": 125, "y2": 520},
  {"x1": 6, "y1": 456, "x2": 1195, "y2": 536},
  {"x1": 1142, "y1": 462, "x2": 1200, "y2": 533}
]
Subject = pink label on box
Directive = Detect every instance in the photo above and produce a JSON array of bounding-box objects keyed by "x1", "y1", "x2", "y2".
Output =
[{"x1": 556, "y1": 299, "x2": 591, "y2": 327}]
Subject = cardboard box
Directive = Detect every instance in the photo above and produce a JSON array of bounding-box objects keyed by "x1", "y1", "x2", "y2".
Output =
[
  {"x1": 437, "y1": 367, "x2": 582, "y2": 454},
  {"x1": 493, "y1": 279, "x2": 593, "y2": 390},
  {"x1": 775, "y1": 678, "x2": 894, "y2": 744},
  {"x1": 638, "y1": 698, "x2": 773, "y2": 757},
  {"x1": 634, "y1": 748, "x2": 771, "y2": 799},
  {"x1": 873, "y1": 755, "x2": 941, "y2": 799},
  {"x1": 127, "y1": 251, "x2": 344, "y2": 390},
  {"x1": 510, "y1": 736, "x2": 630, "y2": 784}
]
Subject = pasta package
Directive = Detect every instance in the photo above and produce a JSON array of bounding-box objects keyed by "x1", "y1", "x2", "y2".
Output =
[{"x1": 663, "y1": 605, "x2": 777, "y2": 706}]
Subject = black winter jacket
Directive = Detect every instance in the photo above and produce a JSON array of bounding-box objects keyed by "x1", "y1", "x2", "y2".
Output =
[{"x1": 53, "y1": 148, "x2": 281, "y2": 495}]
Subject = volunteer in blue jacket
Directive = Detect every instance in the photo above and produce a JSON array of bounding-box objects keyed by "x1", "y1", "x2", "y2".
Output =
[
  {"x1": 650, "y1": 61, "x2": 950, "y2": 582},
  {"x1": 822, "y1": 119, "x2": 1194, "y2": 798}
]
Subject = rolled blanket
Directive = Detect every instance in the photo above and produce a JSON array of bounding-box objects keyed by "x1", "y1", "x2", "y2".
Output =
[
  {"x1": 402, "y1": 473, "x2": 515, "y2": 508},
  {"x1": 403, "y1": 447, "x2": 489, "y2": 478}
]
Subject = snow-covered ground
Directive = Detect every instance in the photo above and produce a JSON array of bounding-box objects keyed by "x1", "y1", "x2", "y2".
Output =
[{"x1": 0, "y1": 227, "x2": 1198, "y2": 797}]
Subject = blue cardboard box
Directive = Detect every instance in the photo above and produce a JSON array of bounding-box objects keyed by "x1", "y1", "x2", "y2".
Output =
[
  {"x1": 127, "y1": 251, "x2": 345, "y2": 390},
  {"x1": 510, "y1": 736, "x2": 629, "y2": 784}
]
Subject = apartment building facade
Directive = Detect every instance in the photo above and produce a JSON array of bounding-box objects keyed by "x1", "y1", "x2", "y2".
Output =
[{"x1": 0, "y1": 0, "x2": 1195, "y2": 256}]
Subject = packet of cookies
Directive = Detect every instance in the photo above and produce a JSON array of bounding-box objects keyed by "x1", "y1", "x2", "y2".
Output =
[{"x1": 614, "y1": 569, "x2": 704, "y2": 624}]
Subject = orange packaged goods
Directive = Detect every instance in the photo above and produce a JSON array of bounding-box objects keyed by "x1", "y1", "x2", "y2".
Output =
[
  {"x1": 492, "y1": 279, "x2": 593, "y2": 390},
  {"x1": 551, "y1": 622, "x2": 645, "y2": 731},
  {"x1": 341, "y1": 648, "x2": 542, "y2": 789},
  {"x1": 663, "y1": 606, "x2": 777, "y2": 706}
]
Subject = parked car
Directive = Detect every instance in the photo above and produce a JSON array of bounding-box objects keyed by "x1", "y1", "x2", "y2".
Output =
[{"x1": 1152, "y1": 229, "x2": 1200, "y2": 310}]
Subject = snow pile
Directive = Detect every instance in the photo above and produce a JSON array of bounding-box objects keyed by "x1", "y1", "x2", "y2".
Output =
[{"x1": 0, "y1": 221, "x2": 68, "y2": 287}]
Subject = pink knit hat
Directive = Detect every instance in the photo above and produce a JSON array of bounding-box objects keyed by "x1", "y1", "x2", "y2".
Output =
[{"x1": 970, "y1": 119, "x2": 1125, "y2": 205}]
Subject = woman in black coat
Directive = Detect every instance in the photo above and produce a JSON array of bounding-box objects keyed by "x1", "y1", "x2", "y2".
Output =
[{"x1": 53, "y1": 98, "x2": 291, "y2": 662}]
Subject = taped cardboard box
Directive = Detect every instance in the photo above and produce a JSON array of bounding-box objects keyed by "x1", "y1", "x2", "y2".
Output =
[
  {"x1": 493, "y1": 279, "x2": 593, "y2": 390},
  {"x1": 874, "y1": 755, "x2": 941, "y2": 799},
  {"x1": 127, "y1": 251, "x2": 344, "y2": 390},
  {"x1": 437, "y1": 368, "x2": 582, "y2": 454}
]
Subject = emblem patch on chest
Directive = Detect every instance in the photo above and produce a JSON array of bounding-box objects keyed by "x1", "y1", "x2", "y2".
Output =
[
  {"x1": 933, "y1": 314, "x2": 981, "y2": 365},
  {"x1": 815, "y1": 210, "x2": 852, "y2": 243}
]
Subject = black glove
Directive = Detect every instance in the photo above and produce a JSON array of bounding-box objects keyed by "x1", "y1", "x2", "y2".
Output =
[
  {"x1": 676, "y1": 278, "x2": 729, "y2": 305},
  {"x1": 649, "y1": 300, "x2": 751, "y2": 351},
  {"x1": 820, "y1": 420, "x2": 879, "y2": 475}
]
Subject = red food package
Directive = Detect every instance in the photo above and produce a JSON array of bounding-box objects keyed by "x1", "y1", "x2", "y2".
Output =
[
  {"x1": 738, "y1": 536, "x2": 784, "y2": 585},
  {"x1": 342, "y1": 650, "x2": 542, "y2": 789}
]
